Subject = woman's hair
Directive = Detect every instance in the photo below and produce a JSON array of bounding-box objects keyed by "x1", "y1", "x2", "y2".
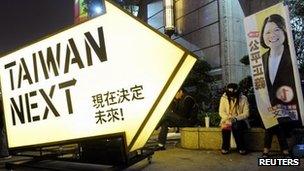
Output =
[
  {"x1": 260, "y1": 14, "x2": 288, "y2": 49},
  {"x1": 226, "y1": 83, "x2": 238, "y2": 91},
  {"x1": 225, "y1": 83, "x2": 240, "y2": 105}
]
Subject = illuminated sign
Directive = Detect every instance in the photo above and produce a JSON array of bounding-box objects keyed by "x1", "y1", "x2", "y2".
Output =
[{"x1": 0, "y1": 0, "x2": 196, "y2": 152}]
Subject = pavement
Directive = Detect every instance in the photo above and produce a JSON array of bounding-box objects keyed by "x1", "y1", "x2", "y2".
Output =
[
  {"x1": 127, "y1": 144, "x2": 304, "y2": 171},
  {"x1": 0, "y1": 132, "x2": 303, "y2": 171}
]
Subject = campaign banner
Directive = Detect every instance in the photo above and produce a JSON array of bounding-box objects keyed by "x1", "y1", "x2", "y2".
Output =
[
  {"x1": 244, "y1": 3, "x2": 304, "y2": 128},
  {"x1": 0, "y1": 0, "x2": 196, "y2": 152}
]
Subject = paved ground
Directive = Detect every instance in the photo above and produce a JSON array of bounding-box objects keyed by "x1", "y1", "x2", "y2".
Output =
[
  {"x1": 0, "y1": 133, "x2": 303, "y2": 170},
  {"x1": 127, "y1": 145, "x2": 304, "y2": 171},
  {"x1": 0, "y1": 144, "x2": 303, "y2": 170}
]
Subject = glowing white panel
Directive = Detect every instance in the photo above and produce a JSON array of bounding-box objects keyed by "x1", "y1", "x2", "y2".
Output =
[{"x1": 0, "y1": 0, "x2": 196, "y2": 152}]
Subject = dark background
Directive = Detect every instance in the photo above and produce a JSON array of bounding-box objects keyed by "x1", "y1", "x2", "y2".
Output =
[{"x1": 0, "y1": 0, "x2": 74, "y2": 55}]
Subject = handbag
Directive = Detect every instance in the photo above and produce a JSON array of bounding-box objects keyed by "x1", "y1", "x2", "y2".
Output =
[{"x1": 221, "y1": 123, "x2": 232, "y2": 131}]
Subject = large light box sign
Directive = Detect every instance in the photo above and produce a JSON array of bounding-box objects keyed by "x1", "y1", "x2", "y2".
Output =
[{"x1": 0, "y1": 0, "x2": 196, "y2": 152}]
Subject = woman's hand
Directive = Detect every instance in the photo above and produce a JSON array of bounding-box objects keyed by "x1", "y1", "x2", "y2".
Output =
[{"x1": 228, "y1": 115, "x2": 237, "y2": 123}]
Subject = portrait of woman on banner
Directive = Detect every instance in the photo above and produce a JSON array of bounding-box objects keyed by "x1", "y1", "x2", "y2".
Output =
[{"x1": 260, "y1": 14, "x2": 300, "y2": 125}]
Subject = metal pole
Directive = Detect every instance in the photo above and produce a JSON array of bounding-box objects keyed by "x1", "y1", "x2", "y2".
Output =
[{"x1": 163, "y1": 0, "x2": 175, "y2": 38}]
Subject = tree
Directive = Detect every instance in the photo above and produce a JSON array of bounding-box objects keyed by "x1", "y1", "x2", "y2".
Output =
[
  {"x1": 239, "y1": 54, "x2": 263, "y2": 127},
  {"x1": 240, "y1": 55, "x2": 249, "y2": 65},
  {"x1": 285, "y1": 0, "x2": 304, "y2": 77},
  {"x1": 183, "y1": 59, "x2": 214, "y2": 111}
]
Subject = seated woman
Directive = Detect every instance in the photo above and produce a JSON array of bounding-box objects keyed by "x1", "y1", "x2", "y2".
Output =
[{"x1": 219, "y1": 83, "x2": 250, "y2": 155}]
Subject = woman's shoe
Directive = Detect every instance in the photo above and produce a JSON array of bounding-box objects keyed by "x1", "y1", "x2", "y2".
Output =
[
  {"x1": 282, "y1": 152, "x2": 291, "y2": 158},
  {"x1": 155, "y1": 143, "x2": 166, "y2": 151},
  {"x1": 221, "y1": 149, "x2": 229, "y2": 154},
  {"x1": 261, "y1": 152, "x2": 269, "y2": 158},
  {"x1": 239, "y1": 150, "x2": 247, "y2": 155}
]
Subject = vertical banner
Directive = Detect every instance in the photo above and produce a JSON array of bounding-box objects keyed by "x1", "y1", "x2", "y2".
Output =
[{"x1": 244, "y1": 3, "x2": 304, "y2": 129}]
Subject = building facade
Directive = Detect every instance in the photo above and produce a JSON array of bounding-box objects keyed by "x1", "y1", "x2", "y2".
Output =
[
  {"x1": 147, "y1": 0, "x2": 249, "y2": 88},
  {"x1": 238, "y1": 0, "x2": 281, "y2": 17},
  {"x1": 73, "y1": 0, "x2": 257, "y2": 88}
]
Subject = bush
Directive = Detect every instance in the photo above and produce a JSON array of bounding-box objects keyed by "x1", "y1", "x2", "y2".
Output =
[
  {"x1": 197, "y1": 111, "x2": 221, "y2": 127},
  {"x1": 183, "y1": 59, "x2": 214, "y2": 111},
  {"x1": 238, "y1": 76, "x2": 263, "y2": 127}
]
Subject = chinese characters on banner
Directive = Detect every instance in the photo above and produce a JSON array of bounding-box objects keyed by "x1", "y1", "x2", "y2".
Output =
[
  {"x1": 92, "y1": 85, "x2": 145, "y2": 124},
  {"x1": 244, "y1": 3, "x2": 304, "y2": 129},
  {"x1": 249, "y1": 40, "x2": 265, "y2": 89}
]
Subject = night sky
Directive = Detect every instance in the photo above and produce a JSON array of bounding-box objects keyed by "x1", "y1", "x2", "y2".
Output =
[{"x1": 0, "y1": 0, "x2": 74, "y2": 55}]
